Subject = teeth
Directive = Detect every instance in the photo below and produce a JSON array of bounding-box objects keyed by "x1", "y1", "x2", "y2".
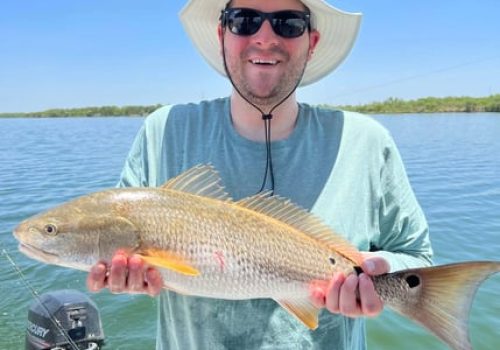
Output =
[{"x1": 251, "y1": 59, "x2": 278, "y2": 65}]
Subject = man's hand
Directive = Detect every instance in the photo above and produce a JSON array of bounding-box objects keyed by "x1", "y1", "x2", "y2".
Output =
[
  {"x1": 86, "y1": 250, "x2": 164, "y2": 297},
  {"x1": 310, "y1": 253, "x2": 390, "y2": 317}
]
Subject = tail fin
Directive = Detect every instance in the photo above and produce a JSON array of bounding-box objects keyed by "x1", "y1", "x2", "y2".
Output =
[{"x1": 378, "y1": 262, "x2": 500, "y2": 350}]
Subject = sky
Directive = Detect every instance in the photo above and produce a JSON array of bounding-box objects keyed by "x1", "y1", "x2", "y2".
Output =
[{"x1": 1, "y1": 0, "x2": 499, "y2": 113}]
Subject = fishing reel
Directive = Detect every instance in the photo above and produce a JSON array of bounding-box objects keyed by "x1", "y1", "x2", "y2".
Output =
[{"x1": 25, "y1": 289, "x2": 105, "y2": 350}]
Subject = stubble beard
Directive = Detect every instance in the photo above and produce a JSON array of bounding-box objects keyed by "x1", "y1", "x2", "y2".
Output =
[{"x1": 225, "y1": 46, "x2": 309, "y2": 109}]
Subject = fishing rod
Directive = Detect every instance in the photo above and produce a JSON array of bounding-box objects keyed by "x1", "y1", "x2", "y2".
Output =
[
  {"x1": 332, "y1": 54, "x2": 500, "y2": 100},
  {"x1": 1, "y1": 249, "x2": 81, "y2": 350}
]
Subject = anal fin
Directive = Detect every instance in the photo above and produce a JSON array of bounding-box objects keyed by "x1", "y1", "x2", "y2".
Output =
[{"x1": 276, "y1": 298, "x2": 320, "y2": 330}]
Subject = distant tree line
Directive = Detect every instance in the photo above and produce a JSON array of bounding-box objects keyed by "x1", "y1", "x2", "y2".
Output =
[
  {"x1": 1, "y1": 95, "x2": 499, "y2": 118},
  {"x1": 331, "y1": 94, "x2": 500, "y2": 114},
  {"x1": 0, "y1": 104, "x2": 163, "y2": 118}
]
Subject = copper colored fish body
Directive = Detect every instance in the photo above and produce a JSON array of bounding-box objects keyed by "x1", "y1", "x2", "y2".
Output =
[{"x1": 13, "y1": 165, "x2": 500, "y2": 350}]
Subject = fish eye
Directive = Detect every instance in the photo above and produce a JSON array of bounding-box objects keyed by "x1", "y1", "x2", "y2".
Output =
[{"x1": 43, "y1": 224, "x2": 58, "y2": 236}]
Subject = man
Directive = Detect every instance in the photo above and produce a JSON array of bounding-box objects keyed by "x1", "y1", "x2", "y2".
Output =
[{"x1": 87, "y1": 0, "x2": 432, "y2": 348}]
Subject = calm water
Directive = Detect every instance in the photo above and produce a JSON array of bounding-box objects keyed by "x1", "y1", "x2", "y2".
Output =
[{"x1": 0, "y1": 113, "x2": 499, "y2": 349}]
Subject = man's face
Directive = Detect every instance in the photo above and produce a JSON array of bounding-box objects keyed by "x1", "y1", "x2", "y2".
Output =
[{"x1": 218, "y1": 0, "x2": 320, "y2": 107}]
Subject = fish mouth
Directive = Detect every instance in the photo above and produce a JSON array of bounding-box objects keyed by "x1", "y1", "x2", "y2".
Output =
[
  {"x1": 18, "y1": 243, "x2": 59, "y2": 263},
  {"x1": 18, "y1": 243, "x2": 91, "y2": 272}
]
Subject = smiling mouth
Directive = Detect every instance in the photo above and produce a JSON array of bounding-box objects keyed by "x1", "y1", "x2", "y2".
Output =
[{"x1": 250, "y1": 59, "x2": 280, "y2": 66}]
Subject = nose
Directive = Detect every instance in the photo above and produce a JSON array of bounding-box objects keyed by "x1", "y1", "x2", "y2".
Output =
[{"x1": 251, "y1": 19, "x2": 279, "y2": 46}]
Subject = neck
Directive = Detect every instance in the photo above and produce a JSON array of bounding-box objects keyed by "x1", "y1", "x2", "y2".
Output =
[{"x1": 230, "y1": 91, "x2": 299, "y2": 142}]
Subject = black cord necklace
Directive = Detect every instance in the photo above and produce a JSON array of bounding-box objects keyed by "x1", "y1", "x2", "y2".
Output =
[{"x1": 220, "y1": 30, "x2": 307, "y2": 195}]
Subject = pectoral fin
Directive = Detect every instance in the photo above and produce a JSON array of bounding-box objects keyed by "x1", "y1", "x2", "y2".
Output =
[
  {"x1": 276, "y1": 299, "x2": 320, "y2": 330},
  {"x1": 138, "y1": 248, "x2": 200, "y2": 276}
]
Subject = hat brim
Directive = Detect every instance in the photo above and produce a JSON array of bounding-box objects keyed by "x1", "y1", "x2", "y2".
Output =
[{"x1": 179, "y1": 0, "x2": 362, "y2": 87}]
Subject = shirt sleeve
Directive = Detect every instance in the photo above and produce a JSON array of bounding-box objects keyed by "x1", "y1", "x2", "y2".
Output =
[
  {"x1": 117, "y1": 124, "x2": 149, "y2": 188},
  {"x1": 116, "y1": 105, "x2": 173, "y2": 189},
  {"x1": 372, "y1": 134, "x2": 433, "y2": 272}
]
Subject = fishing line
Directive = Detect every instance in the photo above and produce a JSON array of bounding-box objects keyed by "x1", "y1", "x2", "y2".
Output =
[
  {"x1": 333, "y1": 54, "x2": 500, "y2": 100},
  {"x1": 1, "y1": 249, "x2": 80, "y2": 350}
]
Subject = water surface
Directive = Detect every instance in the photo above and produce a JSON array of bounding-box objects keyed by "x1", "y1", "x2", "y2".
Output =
[{"x1": 1, "y1": 113, "x2": 499, "y2": 349}]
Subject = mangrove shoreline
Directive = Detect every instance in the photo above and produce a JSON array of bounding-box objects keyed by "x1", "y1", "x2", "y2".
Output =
[{"x1": 1, "y1": 95, "x2": 499, "y2": 118}]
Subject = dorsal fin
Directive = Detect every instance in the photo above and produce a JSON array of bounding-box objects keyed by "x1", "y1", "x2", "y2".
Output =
[
  {"x1": 161, "y1": 164, "x2": 232, "y2": 201},
  {"x1": 236, "y1": 193, "x2": 363, "y2": 265}
]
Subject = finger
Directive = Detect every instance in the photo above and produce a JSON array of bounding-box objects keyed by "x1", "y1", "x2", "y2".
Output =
[
  {"x1": 309, "y1": 280, "x2": 327, "y2": 308},
  {"x1": 360, "y1": 254, "x2": 390, "y2": 276},
  {"x1": 145, "y1": 268, "x2": 164, "y2": 296},
  {"x1": 339, "y1": 274, "x2": 362, "y2": 317},
  {"x1": 359, "y1": 273, "x2": 384, "y2": 317},
  {"x1": 310, "y1": 290, "x2": 325, "y2": 309},
  {"x1": 127, "y1": 255, "x2": 146, "y2": 293},
  {"x1": 325, "y1": 273, "x2": 345, "y2": 314},
  {"x1": 108, "y1": 253, "x2": 128, "y2": 294},
  {"x1": 87, "y1": 262, "x2": 108, "y2": 292}
]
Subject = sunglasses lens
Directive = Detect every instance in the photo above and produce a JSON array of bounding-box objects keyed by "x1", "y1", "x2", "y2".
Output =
[
  {"x1": 226, "y1": 9, "x2": 262, "y2": 36},
  {"x1": 224, "y1": 9, "x2": 309, "y2": 38},
  {"x1": 272, "y1": 12, "x2": 308, "y2": 38}
]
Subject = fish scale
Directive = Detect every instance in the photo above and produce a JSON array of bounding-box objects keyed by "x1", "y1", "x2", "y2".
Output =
[{"x1": 122, "y1": 188, "x2": 348, "y2": 299}]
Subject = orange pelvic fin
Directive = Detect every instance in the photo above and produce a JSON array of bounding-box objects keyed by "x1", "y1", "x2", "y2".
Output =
[{"x1": 139, "y1": 248, "x2": 200, "y2": 276}]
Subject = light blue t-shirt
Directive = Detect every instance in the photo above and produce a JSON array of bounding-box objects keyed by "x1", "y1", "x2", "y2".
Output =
[{"x1": 118, "y1": 97, "x2": 432, "y2": 349}]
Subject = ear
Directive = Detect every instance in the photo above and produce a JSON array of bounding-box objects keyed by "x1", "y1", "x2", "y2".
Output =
[
  {"x1": 217, "y1": 23, "x2": 224, "y2": 56},
  {"x1": 307, "y1": 29, "x2": 321, "y2": 61}
]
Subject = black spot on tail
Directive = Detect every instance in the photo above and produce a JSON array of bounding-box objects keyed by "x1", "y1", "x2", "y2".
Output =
[{"x1": 406, "y1": 274, "x2": 420, "y2": 288}]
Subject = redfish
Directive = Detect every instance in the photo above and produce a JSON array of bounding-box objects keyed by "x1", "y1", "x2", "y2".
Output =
[{"x1": 13, "y1": 165, "x2": 500, "y2": 350}]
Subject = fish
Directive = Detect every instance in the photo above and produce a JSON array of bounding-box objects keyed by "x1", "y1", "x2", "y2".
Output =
[{"x1": 13, "y1": 164, "x2": 500, "y2": 350}]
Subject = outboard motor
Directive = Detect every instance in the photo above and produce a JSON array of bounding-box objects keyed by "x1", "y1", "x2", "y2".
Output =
[{"x1": 25, "y1": 289, "x2": 105, "y2": 350}]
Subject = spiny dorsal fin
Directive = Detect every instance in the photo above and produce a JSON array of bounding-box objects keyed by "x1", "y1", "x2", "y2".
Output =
[
  {"x1": 236, "y1": 193, "x2": 363, "y2": 265},
  {"x1": 161, "y1": 164, "x2": 232, "y2": 201}
]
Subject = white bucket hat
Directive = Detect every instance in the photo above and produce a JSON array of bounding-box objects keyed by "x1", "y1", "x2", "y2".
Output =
[{"x1": 179, "y1": 0, "x2": 362, "y2": 87}]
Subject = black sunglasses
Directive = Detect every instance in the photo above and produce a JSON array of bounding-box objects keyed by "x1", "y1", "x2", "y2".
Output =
[{"x1": 220, "y1": 8, "x2": 311, "y2": 39}]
